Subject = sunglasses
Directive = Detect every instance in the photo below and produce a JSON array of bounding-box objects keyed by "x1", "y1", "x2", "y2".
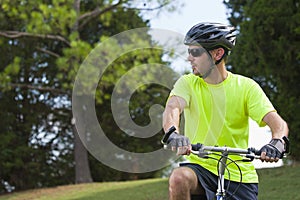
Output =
[{"x1": 188, "y1": 47, "x2": 207, "y2": 57}]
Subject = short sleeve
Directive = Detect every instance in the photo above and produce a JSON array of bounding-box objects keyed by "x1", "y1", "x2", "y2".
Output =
[
  {"x1": 247, "y1": 81, "x2": 276, "y2": 127},
  {"x1": 169, "y1": 75, "x2": 191, "y2": 107}
]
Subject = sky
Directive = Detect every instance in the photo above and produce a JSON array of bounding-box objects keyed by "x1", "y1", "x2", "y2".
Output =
[
  {"x1": 150, "y1": 0, "x2": 229, "y2": 35},
  {"x1": 147, "y1": 0, "x2": 282, "y2": 168}
]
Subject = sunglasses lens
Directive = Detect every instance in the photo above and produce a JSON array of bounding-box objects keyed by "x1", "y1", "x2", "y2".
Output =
[{"x1": 188, "y1": 48, "x2": 206, "y2": 57}]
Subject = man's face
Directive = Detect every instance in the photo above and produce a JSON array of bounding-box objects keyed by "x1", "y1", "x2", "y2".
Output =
[{"x1": 187, "y1": 45, "x2": 214, "y2": 77}]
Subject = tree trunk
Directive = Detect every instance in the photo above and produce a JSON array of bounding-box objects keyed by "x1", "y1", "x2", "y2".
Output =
[
  {"x1": 71, "y1": 0, "x2": 92, "y2": 184},
  {"x1": 73, "y1": 121, "x2": 93, "y2": 184}
]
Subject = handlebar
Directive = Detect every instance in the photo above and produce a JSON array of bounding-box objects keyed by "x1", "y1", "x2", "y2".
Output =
[
  {"x1": 190, "y1": 143, "x2": 261, "y2": 160},
  {"x1": 162, "y1": 126, "x2": 290, "y2": 160}
]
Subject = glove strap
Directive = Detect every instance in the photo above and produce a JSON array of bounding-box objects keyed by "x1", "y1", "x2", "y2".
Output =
[
  {"x1": 161, "y1": 126, "x2": 176, "y2": 144},
  {"x1": 269, "y1": 138, "x2": 285, "y2": 153}
]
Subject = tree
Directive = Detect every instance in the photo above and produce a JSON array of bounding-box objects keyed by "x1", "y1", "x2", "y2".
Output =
[
  {"x1": 0, "y1": 0, "x2": 182, "y2": 192},
  {"x1": 223, "y1": 0, "x2": 300, "y2": 160}
]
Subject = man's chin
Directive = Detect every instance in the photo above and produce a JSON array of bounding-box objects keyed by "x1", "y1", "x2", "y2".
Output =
[{"x1": 193, "y1": 71, "x2": 201, "y2": 77}]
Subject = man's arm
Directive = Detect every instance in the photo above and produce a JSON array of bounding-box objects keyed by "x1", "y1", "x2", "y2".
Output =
[
  {"x1": 162, "y1": 96, "x2": 187, "y2": 132},
  {"x1": 162, "y1": 96, "x2": 190, "y2": 155},
  {"x1": 263, "y1": 111, "x2": 289, "y2": 139},
  {"x1": 260, "y1": 111, "x2": 289, "y2": 162}
]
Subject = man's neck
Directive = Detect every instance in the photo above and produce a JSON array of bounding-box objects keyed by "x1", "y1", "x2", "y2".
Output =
[{"x1": 204, "y1": 64, "x2": 228, "y2": 84}]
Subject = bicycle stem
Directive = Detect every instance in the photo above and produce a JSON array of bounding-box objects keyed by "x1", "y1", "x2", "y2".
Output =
[{"x1": 216, "y1": 150, "x2": 228, "y2": 198}]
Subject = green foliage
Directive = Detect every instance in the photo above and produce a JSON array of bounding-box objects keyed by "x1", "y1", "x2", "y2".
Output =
[
  {"x1": 224, "y1": 0, "x2": 300, "y2": 160},
  {"x1": 0, "y1": 0, "x2": 181, "y2": 193},
  {"x1": 0, "y1": 57, "x2": 20, "y2": 89}
]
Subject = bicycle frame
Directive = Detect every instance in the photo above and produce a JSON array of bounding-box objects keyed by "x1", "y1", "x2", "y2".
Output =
[
  {"x1": 216, "y1": 150, "x2": 227, "y2": 200},
  {"x1": 191, "y1": 145, "x2": 260, "y2": 200}
]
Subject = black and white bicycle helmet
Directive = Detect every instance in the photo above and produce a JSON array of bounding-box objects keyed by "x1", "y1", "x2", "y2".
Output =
[{"x1": 184, "y1": 22, "x2": 237, "y2": 51}]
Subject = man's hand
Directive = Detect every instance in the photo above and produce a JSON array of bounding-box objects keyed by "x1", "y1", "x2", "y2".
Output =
[
  {"x1": 167, "y1": 132, "x2": 191, "y2": 155},
  {"x1": 260, "y1": 138, "x2": 285, "y2": 162}
]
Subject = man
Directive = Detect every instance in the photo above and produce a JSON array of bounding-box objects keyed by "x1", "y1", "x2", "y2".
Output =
[{"x1": 162, "y1": 22, "x2": 289, "y2": 200}]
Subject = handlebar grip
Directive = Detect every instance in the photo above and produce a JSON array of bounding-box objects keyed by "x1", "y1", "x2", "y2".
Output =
[
  {"x1": 192, "y1": 143, "x2": 203, "y2": 151},
  {"x1": 161, "y1": 126, "x2": 176, "y2": 144},
  {"x1": 248, "y1": 147, "x2": 261, "y2": 156}
]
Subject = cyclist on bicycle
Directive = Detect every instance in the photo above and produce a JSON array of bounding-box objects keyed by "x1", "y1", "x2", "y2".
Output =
[{"x1": 162, "y1": 22, "x2": 289, "y2": 200}]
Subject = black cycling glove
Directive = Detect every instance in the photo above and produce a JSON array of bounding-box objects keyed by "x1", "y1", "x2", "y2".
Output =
[{"x1": 260, "y1": 138, "x2": 285, "y2": 159}]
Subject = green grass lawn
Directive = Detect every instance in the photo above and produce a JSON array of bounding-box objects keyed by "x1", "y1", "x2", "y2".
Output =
[
  {"x1": 0, "y1": 165, "x2": 299, "y2": 200},
  {"x1": 257, "y1": 165, "x2": 300, "y2": 200}
]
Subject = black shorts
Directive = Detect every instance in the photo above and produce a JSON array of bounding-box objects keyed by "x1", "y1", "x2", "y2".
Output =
[{"x1": 180, "y1": 163, "x2": 258, "y2": 200}]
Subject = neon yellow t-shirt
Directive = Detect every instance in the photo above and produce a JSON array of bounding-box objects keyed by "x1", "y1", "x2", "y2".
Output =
[{"x1": 169, "y1": 72, "x2": 275, "y2": 183}]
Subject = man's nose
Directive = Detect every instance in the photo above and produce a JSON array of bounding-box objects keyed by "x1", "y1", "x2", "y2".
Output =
[{"x1": 187, "y1": 54, "x2": 194, "y2": 62}]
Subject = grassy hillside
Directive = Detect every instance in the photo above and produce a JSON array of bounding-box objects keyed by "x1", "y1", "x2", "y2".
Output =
[
  {"x1": 0, "y1": 178, "x2": 169, "y2": 200},
  {"x1": 0, "y1": 165, "x2": 299, "y2": 200}
]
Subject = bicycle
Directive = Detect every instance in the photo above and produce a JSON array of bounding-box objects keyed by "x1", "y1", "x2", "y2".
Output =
[{"x1": 162, "y1": 126, "x2": 290, "y2": 200}]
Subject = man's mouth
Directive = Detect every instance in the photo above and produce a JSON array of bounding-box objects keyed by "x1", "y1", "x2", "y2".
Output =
[{"x1": 192, "y1": 65, "x2": 197, "y2": 71}]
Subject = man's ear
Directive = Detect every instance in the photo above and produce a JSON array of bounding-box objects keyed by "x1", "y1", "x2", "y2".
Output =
[{"x1": 214, "y1": 48, "x2": 225, "y2": 60}]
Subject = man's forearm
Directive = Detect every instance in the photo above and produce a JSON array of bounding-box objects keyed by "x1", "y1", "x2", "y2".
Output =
[
  {"x1": 162, "y1": 96, "x2": 186, "y2": 133},
  {"x1": 263, "y1": 111, "x2": 289, "y2": 140},
  {"x1": 163, "y1": 107, "x2": 181, "y2": 133}
]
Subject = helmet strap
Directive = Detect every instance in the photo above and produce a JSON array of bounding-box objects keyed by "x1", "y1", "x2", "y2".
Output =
[
  {"x1": 200, "y1": 64, "x2": 216, "y2": 79},
  {"x1": 199, "y1": 49, "x2": 216, "y2": 79}
]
